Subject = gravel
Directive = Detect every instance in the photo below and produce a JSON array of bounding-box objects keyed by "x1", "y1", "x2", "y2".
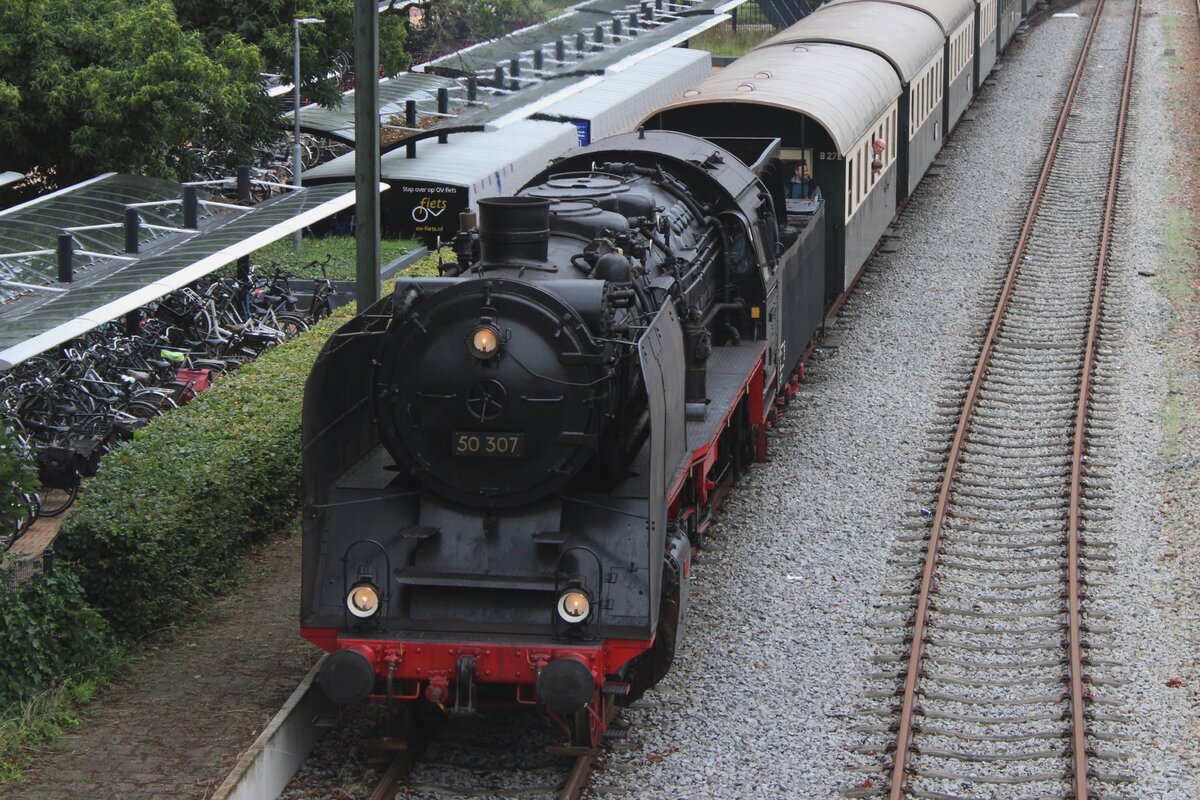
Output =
[{"x1": 591, "y1": 5, "x2": 1176, "y2": 799}]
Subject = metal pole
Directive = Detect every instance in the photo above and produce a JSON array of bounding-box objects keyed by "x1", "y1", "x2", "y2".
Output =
[
  {"x1": 183, "y1": 186, "x2": 199, "y2": 229},
  {"x1": 293, "y1": 18, "x2": 303, "y2": 253},
  {"x1": 438, "y1": 89, "x2": 449, "y2": 144},
  {"x1": 237, "y1": 166, "x2": 251, "y2": 203},
  {"x1": 124, "y1": 207, "x2": 140, "y2": 254},
  {"x1": 355, "y1": 0, "x2": 381, "y2": 306},
  {"x1": 405, "y1": 100, "x2": 417, "y2": 158},
  {"x1": 57, "y1": 233, "x2": 74, "y2": 283}
]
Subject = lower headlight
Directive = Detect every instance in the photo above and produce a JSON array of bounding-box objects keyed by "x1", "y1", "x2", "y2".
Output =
[
  {"x1": 556, "y1": 589, "x2": 591, "y2": 624},
  {"x1": 347, "y1": 583, "x2": 380, "y2": 618}
]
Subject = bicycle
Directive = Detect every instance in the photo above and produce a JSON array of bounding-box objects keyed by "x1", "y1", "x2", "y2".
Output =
[{"x1": 305, "y1": 255, "x2": 337, "y2": 323}]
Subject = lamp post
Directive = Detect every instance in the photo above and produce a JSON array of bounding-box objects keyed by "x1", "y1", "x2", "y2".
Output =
[{"x1": 293, "y1": 16, "x2": 325, "y2": 252}]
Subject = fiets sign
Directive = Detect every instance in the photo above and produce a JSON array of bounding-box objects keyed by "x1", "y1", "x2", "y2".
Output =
[{"x1": 395, "y1": 181, "x2": 468, "y2": 245}]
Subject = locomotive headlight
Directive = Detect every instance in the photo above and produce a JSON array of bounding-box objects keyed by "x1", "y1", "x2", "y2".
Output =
[
  {"x1": 468, "y1": 324, "x2": 501, "y2": 360},
  {"x1": 347, "y1": 583, "x2": 380, "y2": 618},
  {"x1": 556, "y1": 589, "x2": 591, "y2": 624}
]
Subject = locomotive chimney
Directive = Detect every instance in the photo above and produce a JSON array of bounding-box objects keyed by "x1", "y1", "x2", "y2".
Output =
[{"x1": 477, "y1": 197, "x2": 550, "y2": 265}]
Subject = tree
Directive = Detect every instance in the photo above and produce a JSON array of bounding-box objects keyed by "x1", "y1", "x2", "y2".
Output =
[
  {"x1": 172, "y1": 0, "x2": 411, "y2": 109},
  {"x1": 0, "y1": 0, "x2": 274, "y2": 189}
]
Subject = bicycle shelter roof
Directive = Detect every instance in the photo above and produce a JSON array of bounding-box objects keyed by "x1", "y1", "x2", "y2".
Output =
[
  {"x1": 289, "y1": 0, "x2": 740, "y2": 147},
  {"x1": 0, "y1": 177, "x2": 371, "y2": 370}
]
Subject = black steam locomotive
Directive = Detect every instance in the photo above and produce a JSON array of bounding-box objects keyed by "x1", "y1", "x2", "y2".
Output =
[{"x1": 300, "y1": 130, "x2": 825, "y2": 744}]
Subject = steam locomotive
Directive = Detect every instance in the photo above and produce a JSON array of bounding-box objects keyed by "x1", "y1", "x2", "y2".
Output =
[
  {"x1": 300, "y1": 129, "x2": 825, "y2": 744},
  {"x1": 302, "y1": 0, "x2": 1024, "y2": 745}
]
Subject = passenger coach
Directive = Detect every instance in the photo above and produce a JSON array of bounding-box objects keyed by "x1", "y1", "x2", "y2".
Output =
[{"x1": 761, "y1": 3, "x2": 947, "y2": 205}]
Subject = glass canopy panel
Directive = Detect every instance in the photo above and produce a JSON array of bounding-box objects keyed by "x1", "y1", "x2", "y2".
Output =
[{"x1": 0, "y1": 183, "x2": 358, "y2": 368}]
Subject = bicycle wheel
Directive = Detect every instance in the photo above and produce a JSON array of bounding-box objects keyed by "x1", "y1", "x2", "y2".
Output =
[
  {"x1": 38, "y1": 480, "x2": 79, "y2": 517},
  {"x1": 123, "y1": 402, "x2": 162, "y2": 422},
  {"x1": 275, "y1": 313, "x2": 310, "y2": 339}
]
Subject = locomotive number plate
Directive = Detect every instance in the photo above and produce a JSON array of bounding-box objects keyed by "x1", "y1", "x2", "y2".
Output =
[{"x1": 452, "y1": 432, "x2": 525, "y2": 457}]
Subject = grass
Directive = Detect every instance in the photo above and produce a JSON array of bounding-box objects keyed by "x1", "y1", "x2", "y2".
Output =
[
  {"x1": 689, "y1": 20, "x2": 777, "y2": 57},
  {"x1": 238, "y1": 236, "x2": 421, "y2": 281},
  {"x1": 1155, "y1": 156, "x2": 1198, "y2": 464},
  {"x1": 1161, "y1": 203, "x2": 1195, "y2": 302},
  {"x1": 0, "y1": 647, "x2": 127, "y2": 783}
]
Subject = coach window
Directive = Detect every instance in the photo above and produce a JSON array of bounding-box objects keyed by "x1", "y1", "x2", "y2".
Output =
[{"x1": 847, "y1": 159, "x2": 855, "y2": 217}]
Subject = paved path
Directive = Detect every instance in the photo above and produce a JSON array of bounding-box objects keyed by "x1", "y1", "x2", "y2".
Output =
[{"x1": 5, "y1": 533, "x2": 321, "y2": 800}]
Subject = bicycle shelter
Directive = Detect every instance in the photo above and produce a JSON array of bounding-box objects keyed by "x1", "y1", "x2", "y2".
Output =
[{"x1": 0, "y1": 175, "x2": 377, "y2": 370}]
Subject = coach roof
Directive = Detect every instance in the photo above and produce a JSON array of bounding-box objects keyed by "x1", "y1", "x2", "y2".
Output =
[
  {"x1": 823, "y1": 0, "x2": 975, "y2": 36},
  {"x1": 652, "y1": 42, "x2": 900, "y2": 157},
  {"x1": 760, "y1": 2, "x2": 945, "y2": 83}
]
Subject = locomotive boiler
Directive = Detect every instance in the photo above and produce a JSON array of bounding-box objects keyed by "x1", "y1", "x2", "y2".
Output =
[{"x1": 300, "y1": 130, "x2": 825, "y2": 744}]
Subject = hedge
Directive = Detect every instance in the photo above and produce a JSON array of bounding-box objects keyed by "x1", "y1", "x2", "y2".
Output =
[
  {"x1": 54, "y1": 309, "x2": 353, "y2": 637},
  {"x1": 0, "y1": 568, "x2": 109, "y2": 706}
]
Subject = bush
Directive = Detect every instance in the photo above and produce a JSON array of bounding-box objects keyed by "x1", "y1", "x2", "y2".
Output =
[
  {"x1": 0, "y1": 567, "x2": 109, "y2": 706},
  {"x1": 0, "y1": 426, "x2": 36, "y2": 528},
  {"x1": 54, "y1": 312, "x2": 349, "y2": 637}
]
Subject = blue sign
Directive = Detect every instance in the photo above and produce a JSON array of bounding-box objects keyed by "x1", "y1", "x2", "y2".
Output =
[{"x1": 571, "y1": 119, "x2": 591, "y2": 146}]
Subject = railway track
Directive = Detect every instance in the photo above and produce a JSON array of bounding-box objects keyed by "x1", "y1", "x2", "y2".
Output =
[
  {"x1": 851, "y1": 0, "x2": 1142, "y2": 797},
  {"x1": 362, "y1": 708, "x2": 607, "y2": 800}
]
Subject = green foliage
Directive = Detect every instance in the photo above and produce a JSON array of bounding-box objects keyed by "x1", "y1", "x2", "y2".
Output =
[
  {"x1": 0, "y1": 427, "x2": 36, "y2": 527},
  {"x1": 0, "y1": 0, "x2": 274, "y2": 187},
  {"x1": 173, "y1": 0, "x2": 410, "y2": 108},
  {"x1": 0, "y1": 568, "x2": 110, "y2": 706},
  {"x1": 0, "y1": 299, "x2": 388, "y2": 775},
  {"x1": 0, "y1": 619, "x2": 125, "y2": 782},
  {"x1": 689, "y1": 20, "x2": 777, "y2": 57},
  {"x1": 53, "y1": 313, "x2": 349, "y2": 637}
]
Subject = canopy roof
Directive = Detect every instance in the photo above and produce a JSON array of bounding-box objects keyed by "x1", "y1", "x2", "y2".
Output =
[
  {"x1": 305, "y1": 119, "x2": 576, "y2": 191},
  {"x1": 0, "y1": 179, "x2": 370, "y2": 369}
]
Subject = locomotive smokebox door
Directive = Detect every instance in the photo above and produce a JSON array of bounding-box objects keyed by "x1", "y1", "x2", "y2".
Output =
[{"x1": 374, "y1": 277, "x2": 609, "y2": 509}]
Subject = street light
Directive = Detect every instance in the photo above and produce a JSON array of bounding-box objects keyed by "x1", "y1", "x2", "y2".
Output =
[{"x1": 293, "y1": 16, "x2": 325, "y2": 252}]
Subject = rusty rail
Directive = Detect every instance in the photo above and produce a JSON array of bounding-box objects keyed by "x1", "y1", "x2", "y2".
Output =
[
  {"x1": 559, "y1": 748, "x2": 600, "y2": 800},
  {"x1": 1065, "y1": 0, "x2": 1140, "y2": 794},
  {"x1": 885, "y1": 0, "x2": 1138, "y2": 796}
]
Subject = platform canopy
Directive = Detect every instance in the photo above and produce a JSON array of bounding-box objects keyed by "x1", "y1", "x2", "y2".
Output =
[
  {"x1": 0, "y1": 175, "x2": 375, "y2": 370},
  {"x1": 288, "y1": 0, "x2": 740, "y2": 148}
]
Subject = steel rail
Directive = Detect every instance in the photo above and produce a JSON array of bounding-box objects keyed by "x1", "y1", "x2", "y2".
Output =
[
  {"x1": 560, "y1": 749, "x2": 599, "y2": 800},
  {"x1": 369, "y1": 751, "x2": 411, "y2": 800},
  {"x1": 1066, "y1": 1, "x2": 1141, "y2": 797},
  {"x1": 886, "y1": 2, "x2": 1112, "y2": 797}
]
